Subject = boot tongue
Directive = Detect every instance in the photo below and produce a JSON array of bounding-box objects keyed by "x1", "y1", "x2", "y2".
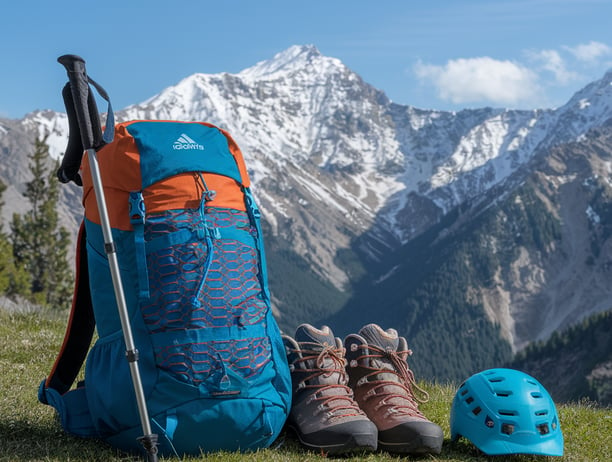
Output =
[
  {"x1": 358, "y1": 324, "x2": 400, "y2": 382},
  {"x1": 294, "y1": 324, "x2": 344, "y2": 387},
  {"x1": 295, "y1": 324, "x2": 336, "y2": 347},
  {"x1": 359, "y1": 324, "x2": 399, "y2": 351},
  {"x1": 359, "y1": 324, "x2": 400, "y2": 352}
]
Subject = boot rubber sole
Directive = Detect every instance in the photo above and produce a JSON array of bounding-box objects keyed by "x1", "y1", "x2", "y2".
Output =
[{"x1": 290, "y1": 426, "x2": 378, "y2": 454}]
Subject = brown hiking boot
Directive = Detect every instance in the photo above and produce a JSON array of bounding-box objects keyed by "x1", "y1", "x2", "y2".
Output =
[
  {"x1": 344, "y1": 324, "x2": 444, "y2": 454},
  {"x1": 282, "y1": 324, "x2": 378, "y2": 454}
]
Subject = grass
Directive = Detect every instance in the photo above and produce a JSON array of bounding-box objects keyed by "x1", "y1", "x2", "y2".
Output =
[{"x1": 1, "y1": 307, "x2": 610, "y2": 462}]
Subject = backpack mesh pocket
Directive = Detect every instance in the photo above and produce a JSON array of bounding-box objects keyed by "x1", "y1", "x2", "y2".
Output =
[{"x1": 140, "y1": 207, "x2": 270, "y2": 385}]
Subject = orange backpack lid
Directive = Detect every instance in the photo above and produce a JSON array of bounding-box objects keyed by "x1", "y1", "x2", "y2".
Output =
[{"x1": 82, "y1": 121, "x2": 250, "y2": 230}]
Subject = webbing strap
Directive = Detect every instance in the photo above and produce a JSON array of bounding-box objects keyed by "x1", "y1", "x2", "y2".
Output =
[
  {"x1": 192, "y1": 199, "x2": 214, "y2": 308},
  {"x1": 86, "y1": 76, "x2": 115, "y2": 146},
  {"x1": 129, "y1": 192, "x2": 150, "y2": 301},
  {"x1": 164, "y1": 411, "x2": 178, "y2": 442},
  {"x1": 38, "y1": 382, "x2": 99, "y2": 438},
  {"x1": 244, "y1": 188, "x2": 271, "y2": 303}
]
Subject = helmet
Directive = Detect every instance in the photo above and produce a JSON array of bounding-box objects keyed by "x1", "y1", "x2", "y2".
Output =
[{"x1": 450, "y1": 368, "x2": 563, "y2": 456}]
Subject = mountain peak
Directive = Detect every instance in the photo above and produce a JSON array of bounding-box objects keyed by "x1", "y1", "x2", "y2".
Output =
[
  {"x1": 238, "y1": 44, "x2": 341, "y2": 81},
  {"x1": 556, "y1": 67, "x2": 612, "y2": 122}
]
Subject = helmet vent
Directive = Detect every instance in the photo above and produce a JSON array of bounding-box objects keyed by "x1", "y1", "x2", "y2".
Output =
[
  {"x1": 537, "y1": 423, "x2": 550, "y2": 435},
  {"x1": 531, "y1": 392, "x2": 543, "y2": 399},
  {"x1": 495, "y1": 390, "x2": 512, "y2": 397},
  {"x1": 535, "y1": 410, "x2": 549, "y2": 416},
  {"x1": 501, "y1": 423, "x2": 515, "y2": 435},
  {"x1": 466, "y1": 396, "x2": 474, "y2": 404},
  {"x1": 472, "y1": 406, "x2": 482, "y2": 416},
  {"x1": 499, "y1": 410, "x2": 518, "y2": 416}
]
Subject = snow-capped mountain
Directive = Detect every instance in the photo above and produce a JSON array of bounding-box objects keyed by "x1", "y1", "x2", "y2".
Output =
[
  {"x1": 2, "y1": 45, "x2": 612, "y2": 380},
  {"x1": 118, "y1": 45, "x2": 408, "y2": 287},
  {"x1": 0, "y1": 111, "x2": 81, "y2": 245},
  {"x1": 118, "y1": 45, "x2": 612, "y2": 279}
]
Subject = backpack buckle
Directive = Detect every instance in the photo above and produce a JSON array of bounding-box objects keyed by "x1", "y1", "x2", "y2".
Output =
[{"x1": 129, "y1": 192, "x2": 145, "y2": 225}]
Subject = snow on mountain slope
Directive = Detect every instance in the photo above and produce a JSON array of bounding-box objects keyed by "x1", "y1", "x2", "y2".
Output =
[
  {"x1": 15, "y1": 45, "x2": 612, "y2": 288},
  {"x1": 380, "y1": 69, "x2": 612, "y2": 244},
  {"x1": 118, "y1": 45, "x2": 409, "y2": 285},
  {"x1": 122, "y1": 46, "x2": 404, "y2": 200},
  {"x1": 21, "y1": 110, "x2": 69, "y2": 160},
  {"x1": 551, "y1": 69, "x2": 612, "y2": 141}
]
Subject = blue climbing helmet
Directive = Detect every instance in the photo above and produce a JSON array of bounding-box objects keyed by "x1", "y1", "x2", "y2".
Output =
[{"x1": 450, "y1": 368, "x2": 564, "y2": 456}]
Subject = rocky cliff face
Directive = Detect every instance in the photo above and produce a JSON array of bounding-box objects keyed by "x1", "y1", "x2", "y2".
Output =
[{"x1": 508, "y1": 122, "x2": 612, "y2": 347}]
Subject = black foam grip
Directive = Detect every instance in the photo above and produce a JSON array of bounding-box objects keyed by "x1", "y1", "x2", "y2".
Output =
[
  {"x1": 57, "y1": 83, "x2": 83, "y2": 185},
  {"x1": 57, "y1": 55, "x2": 102, "y2": 150}
]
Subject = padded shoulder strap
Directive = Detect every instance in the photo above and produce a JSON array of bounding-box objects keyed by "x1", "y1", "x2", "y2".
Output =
[{"x1": 42, "y1": 222, "x2": 95, "y2": 394}]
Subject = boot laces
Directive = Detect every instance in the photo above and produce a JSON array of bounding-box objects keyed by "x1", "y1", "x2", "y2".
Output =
[
  {"x1": 357, "y1": 343, "x2": 429, "y2": 417},
  {"x1": 290, "y1": 342, "x2": 365, "y2": 420}
]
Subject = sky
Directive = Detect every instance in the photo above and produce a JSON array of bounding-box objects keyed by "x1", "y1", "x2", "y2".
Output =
[{"x1": 1, "y1": 0, "x2": 611, "y2": 119}]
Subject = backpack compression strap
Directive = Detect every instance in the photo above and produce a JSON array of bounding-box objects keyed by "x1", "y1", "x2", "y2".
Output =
[{"x1": 39, "y1": 222, "x2": 95, "y2": 395}]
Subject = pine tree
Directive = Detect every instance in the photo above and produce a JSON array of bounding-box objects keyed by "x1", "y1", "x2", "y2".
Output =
[
  {"x1": 0, "y1": 180, "x2": 11, "y2": 293},
  {"x1": 0, "y1": 180, "x2": 30, "y2": 296},
  {"x1": 11, "y1": 136, "x2": 72, "y2": 308}
]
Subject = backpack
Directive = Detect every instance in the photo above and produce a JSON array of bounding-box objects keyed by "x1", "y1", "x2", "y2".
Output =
[{"x1": 38, "y1": 120, "x2": 292, "y2": 456}]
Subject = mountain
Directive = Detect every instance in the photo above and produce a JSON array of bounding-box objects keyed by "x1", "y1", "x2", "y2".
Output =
[
  {"x1": 326, "y1": 119, "x2": 612, "y2": 381},
  {"x1": 0, "y1": 112, "x2": 81, "y2": 240},
  {"x1": 2, "y1": 45, "x2": 612, "y2": 384}
]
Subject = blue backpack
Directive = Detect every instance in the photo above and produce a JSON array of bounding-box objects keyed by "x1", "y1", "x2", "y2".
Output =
[{"x1": 39, "y1": 120, "x2": 292, "y2": 456}]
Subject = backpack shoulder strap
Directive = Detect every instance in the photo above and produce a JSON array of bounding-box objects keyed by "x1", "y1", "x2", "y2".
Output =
[{"x1": 40, "y1": 222, "x2": 95, "y2": 395}]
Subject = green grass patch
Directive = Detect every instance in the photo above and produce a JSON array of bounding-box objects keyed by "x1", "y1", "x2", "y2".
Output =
[{"x1": 1, "y1": 308, "x2": 610, "y2": 461}]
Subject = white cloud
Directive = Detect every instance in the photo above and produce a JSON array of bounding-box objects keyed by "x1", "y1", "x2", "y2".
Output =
[
  {"x1": 412, "y1": 40, "x2": 612, "y2": 109},
  {"x1": 414, "y1": 57, "x2": 539, "y2": 106},
  {"x1": 563, "y1": 41, "x2": 612, "y2": 63},
  {"x1": 525, "y1": 49, "x2": 579, "y2": 85}
]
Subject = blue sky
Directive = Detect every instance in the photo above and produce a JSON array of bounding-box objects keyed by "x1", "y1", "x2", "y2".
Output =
[{"x1": 1, "y1": 0, "x2": 611, "y2": 118}]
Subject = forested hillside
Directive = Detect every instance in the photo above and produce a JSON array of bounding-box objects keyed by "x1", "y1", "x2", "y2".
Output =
[
  {"x1": 510, "y1": 310, "x2": 612, "y2": 406},
  {"x1": 319, "y1": 174, "x2": 564, "y2": 382}
]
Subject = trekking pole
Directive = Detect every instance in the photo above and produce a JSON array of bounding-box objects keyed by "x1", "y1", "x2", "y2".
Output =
[{"x1": 57, "y1": 54, "x2": 159, "y2": 462}]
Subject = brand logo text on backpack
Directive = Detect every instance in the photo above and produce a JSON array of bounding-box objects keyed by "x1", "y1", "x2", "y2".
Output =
[{"x1": 173, "y1": 134, "x2": 205, "y2": 150}]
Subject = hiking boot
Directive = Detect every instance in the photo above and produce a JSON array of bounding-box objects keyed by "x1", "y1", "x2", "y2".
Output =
[
  {"x1": 282, "y1": 324, "x2": 378, "y2": 454},
  {"x1": 344, "y1": 324, "x2": 444, "y2": 455}
]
